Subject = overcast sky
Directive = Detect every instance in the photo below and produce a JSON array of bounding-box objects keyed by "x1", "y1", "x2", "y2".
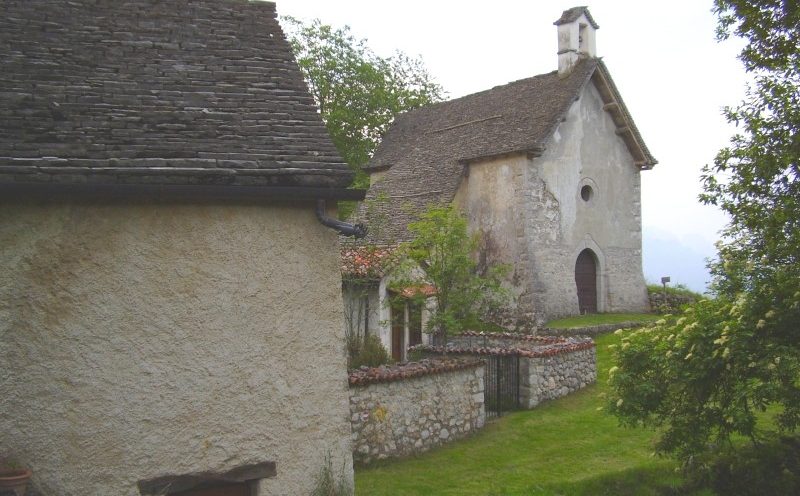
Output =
[{"x1": 279, "y1": 0, "x2": 750, "y2": 292}]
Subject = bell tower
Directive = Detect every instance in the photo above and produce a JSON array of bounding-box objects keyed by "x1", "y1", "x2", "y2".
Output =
[{"x1": 554, "y1": 6, "x2": 599, "y2": 75}]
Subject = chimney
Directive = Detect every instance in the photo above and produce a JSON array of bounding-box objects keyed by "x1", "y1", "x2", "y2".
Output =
[{"x1": 554, "y1": 6, "x2": 599, "y2": 75}]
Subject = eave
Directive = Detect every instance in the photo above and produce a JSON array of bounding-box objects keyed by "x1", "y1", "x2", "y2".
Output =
[
  {"x1": 591, "y1": 61, "x2": 658, "y2": 170},
  {"x1": 0, "y1": 182, "x2": 366, "y2": 203}
]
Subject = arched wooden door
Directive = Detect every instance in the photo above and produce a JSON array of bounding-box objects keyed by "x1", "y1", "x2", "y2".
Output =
[{"x1": 575, "y1": 249, "x2": 598, "y2": 314}]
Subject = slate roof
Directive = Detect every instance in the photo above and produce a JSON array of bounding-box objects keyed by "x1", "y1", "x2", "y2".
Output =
[
  {"x1": 0, "y1": 0, "x2": 353, "y2": 191},
  {"x1": 554, "y1": 6, "x2": 600, "y2": 29},
  {"x1": 359, "y1": 58, "x2": 656, "y2": 244}
]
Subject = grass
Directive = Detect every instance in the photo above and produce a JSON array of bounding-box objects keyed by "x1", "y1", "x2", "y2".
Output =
[
  {"x1": 545, "y1": 312, "x2": 659, "y2": 329},
  {"x1": 354, "y1": 329, "x2": 710, "y2": 496}
]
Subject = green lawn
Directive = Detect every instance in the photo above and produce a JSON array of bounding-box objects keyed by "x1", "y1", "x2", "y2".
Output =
[
  {"x1": 354, "y1": 330, "x2": 709, "y2": 496},
  {"x1": 546, "y1": 312, "x2": 659, "y2": 329}
]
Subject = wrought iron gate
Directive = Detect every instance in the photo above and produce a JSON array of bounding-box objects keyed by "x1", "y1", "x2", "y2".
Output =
[{"x1": 483, "y1": 353, "x2": 520, "y2": 418}]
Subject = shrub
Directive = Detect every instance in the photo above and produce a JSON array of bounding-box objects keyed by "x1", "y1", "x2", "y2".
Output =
[
  {"x1": 349, "y1": 334, "x2": 391, "y2": 370},
  {"x1": 608, "y1": 297, "x2": 800, "y2": 464}
]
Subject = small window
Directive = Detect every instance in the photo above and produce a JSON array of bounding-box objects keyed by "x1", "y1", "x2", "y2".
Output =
[
  {"x1": 580, "y1": 185, "x2": 594, "y2": 202},
  {"x1": 579, "y1": 24, "x2": 588, "y2": 52}
]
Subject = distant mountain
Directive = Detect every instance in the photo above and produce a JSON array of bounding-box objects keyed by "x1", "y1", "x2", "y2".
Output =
[{"x1": 642, "y1": 229, "x2": 715, "y2": 294}]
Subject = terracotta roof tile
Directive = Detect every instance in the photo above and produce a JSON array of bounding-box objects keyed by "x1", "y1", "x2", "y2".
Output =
[
  {"x1": 399, "y1": 284, "x2": 436, "y2": 298},
  {"x1": 348, "y1": 356, "x2": 483, "y2": 386},
  {"x1": 341, "y1": 246, "x2": 399, "y2": 278}
]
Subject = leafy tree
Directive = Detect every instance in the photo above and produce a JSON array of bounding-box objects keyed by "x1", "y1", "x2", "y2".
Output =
[
  {"x1": 283, "y1": 17, "x2": 445, "y2": 188},
  {"x1": 393, "y1": 204, "x2": 508, "y2": 346},
  {"x1": 608, "y1": 0, "x2": 800, "y2": 473}
]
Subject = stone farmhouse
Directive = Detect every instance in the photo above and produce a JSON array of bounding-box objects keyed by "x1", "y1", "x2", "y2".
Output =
[
  {"x1": 1, "y1": 1, "x2": 361, "y2": 495},
  {"x1": 345, "y1": 7, "x2": 655, "y2": 361}
]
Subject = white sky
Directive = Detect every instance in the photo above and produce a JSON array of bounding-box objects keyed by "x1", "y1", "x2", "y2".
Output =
[{"x1": 279, "y1": 0, "x2": 750, "y2": 292}]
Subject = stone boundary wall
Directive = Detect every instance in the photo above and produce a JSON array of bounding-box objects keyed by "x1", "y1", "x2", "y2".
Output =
[
  {"x1": 348, "y1": 358, "x2": 485, "y2": 464},
  {"x1": 649, "y1": 292, "x2": 698, "y2": 313},
  {"x1": 520, "y1": 347, "x2": 596, "y2": 407},
  {"x1": 413, "y1": 334, "x2": 597, "y2": 410}
]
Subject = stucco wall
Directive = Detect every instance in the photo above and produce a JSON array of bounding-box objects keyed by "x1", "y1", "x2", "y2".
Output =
[
  {"x1": 529, "y1": 81, "x2": 649, "y2": 320},
  {"x1": 0, "y1": 202, "x2": 353, "y2": 495}
]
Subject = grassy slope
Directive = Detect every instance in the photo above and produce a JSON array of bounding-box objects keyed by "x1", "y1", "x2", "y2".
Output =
[{"x1": 355, "y1": 330, "x2": 709, "y2": 496}]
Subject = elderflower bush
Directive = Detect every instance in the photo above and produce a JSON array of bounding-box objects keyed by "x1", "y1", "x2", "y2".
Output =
[{"x1": 607, "y1": 294, "x2": 800, "y2": 465}]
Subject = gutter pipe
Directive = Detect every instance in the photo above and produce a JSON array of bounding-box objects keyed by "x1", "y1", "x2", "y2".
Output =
[{"x1": 316, "y1": 199, "x2": 367, "y2": 238}]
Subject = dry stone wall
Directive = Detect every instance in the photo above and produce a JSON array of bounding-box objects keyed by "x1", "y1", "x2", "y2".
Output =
[
  {"x1": 349, "y1": 358, "x2": 485, "y2": 464},
  {"x1": 415, "y1": 333, "x2": 597, "y2": 410},
  {"x1": 649, "y1": 291, "x2": 698, "y2": 313},
  {"x1": 520, "y1": 347, "x2": 596, "y2": 408}
]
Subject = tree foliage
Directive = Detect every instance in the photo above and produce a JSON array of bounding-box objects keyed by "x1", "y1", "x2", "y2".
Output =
[
  {"x1": 393, "y1": 204, "x2": 508, "y2": 345},
  {"x1": 283, "y1": 17, "x2": 445, "y2": 187},
  {"x1": 608, "y1": 0, "x2": 800, "y2": 470}
]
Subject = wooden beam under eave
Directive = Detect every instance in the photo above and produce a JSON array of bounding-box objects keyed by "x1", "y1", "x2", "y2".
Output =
[
  {"x1": 591, "y1": 71, "x2": 614, "y2": 102},
  {"x1": 621, "y1": 134, "x2": 649, "y2": 167},
  {"x1": 603, "y1": 102, "x2": 620, "y2": 111},
  {"x1": 615, "y1": 126, "x2": 631, "y2": 136}
]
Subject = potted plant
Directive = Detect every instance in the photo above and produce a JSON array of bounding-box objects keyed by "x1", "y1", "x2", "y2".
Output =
[{"x1": 0, "y1": 458, "x2": 31, "y2": 496}]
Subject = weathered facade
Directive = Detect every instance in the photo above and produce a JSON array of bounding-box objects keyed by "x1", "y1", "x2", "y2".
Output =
[
  {"x1": 451, "y1": 71, "x2": 650, "y2": 323},
  {"x1": 1, "y1": 1, "x2": 360, "y2": 495},
  {"x1": 359, "y1": 7, "x2": 655, "y2": 330}
]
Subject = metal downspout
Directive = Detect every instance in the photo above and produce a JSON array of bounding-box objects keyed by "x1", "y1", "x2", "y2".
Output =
[{"x1": 315, "y1": 199, "x2": 367, "y2": 238}]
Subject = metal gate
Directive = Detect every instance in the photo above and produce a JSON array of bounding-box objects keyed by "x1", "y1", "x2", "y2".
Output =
[{"x1": 484, "y1": 353, "x2": 520, "y2": 418}]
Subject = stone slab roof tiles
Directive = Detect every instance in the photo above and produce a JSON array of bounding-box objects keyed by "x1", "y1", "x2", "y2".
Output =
[
  {"x1": 358, "y1": 57, "x2": 656, "y2": 244},
  {"x1": 0, "y1": 0, "x2": 353, "y2": 190},
  {"x1": 554, "y1": 6, "x2": 600, "y2": 29}
]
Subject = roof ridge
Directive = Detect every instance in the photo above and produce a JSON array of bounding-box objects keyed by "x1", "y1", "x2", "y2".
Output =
[
  {"x1": 554, "y1": 6, "x2": 600, "y2": 29},
  {"x1": 357, "y1": 56, "x2": 662, "y2": 246},
  {"x1": 393, "y1": 69, "x2": 562, "y2": 123}
]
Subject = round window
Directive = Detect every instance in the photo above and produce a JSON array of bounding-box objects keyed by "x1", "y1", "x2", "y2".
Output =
[{"x1": 580, "y1": 185, "x2": 594, "y2": 202}]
